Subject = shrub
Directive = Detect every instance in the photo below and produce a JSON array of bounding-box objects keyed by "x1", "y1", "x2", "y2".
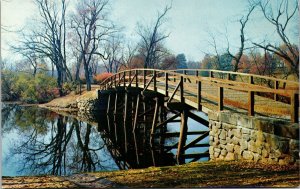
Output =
[
  {"x1": 1, "y1": 70, "x2": 19, "y2": 101},
  {"x1": 93, "y1": 72, "x2": 113, "y2": 84},
  {"x1": 11, "y1": 73, "x2": 57, "y2": 103},
  {"x1": 62, "y1": 81, "x2": 77, "y2": 94}
]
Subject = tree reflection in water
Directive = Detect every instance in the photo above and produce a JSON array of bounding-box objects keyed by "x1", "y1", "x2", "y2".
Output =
[
  {"x1": 2, "y1": 104, "x2": 181, "y2": 176},
  {"x1": 2, "y1": 104, "x2": 117, "y2": 176}
]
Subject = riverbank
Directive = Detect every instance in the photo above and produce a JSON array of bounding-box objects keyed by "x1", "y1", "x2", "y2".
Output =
[
  {"x1": 2, "y1": 160, "x2": 299, "y2": 188},
  {"x1": 39, "y1": 85, "x2": 99, "y2": 112}
]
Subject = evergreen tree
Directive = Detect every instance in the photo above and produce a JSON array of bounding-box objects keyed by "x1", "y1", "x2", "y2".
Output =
[{"x1": 176, "y1": 53, "x2": 188, "y2": 69}]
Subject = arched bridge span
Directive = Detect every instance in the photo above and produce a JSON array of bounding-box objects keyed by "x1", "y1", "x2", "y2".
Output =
[{"x1": 98, "y1": 69, "x2": 299, "y2": 164}]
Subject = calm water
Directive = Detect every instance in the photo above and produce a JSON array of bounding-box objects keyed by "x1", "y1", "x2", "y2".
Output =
[{"x1": 2, "y1": 103, "x2": 208, "y2": 176}]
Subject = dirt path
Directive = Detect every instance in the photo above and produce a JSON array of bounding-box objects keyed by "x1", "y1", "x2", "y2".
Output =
[{"x1": 3, "y1": 161, "x2": 299, "y2": 188}]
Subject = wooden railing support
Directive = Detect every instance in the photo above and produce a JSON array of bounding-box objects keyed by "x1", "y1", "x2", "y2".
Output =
[
  {"x1": 180, "y1": 76, "x2": 184, "y2": 103},
  {"x1": 249, "y1": 75, "x2": 254, "y2": 84},
  {"x1": 195, "y1": 70, "x2": 199, "y2": 84},
  {"x1": 209, "y1": 70, "x2": 213, "y2": 78},
  {"x1": 165, "y1": 72, "x2": 169, "y2": 97},
  {"x1": 274, "y1": 80, "x2": 279, "y2": 101},
  {"x1": 168, "y1": 80, "x2": 182, "y2": 103},
  {"x1": 227, "y1": 73, "x2": 231, "y2": 80},
  {"x1": 135, "y1": 70, "x2": 138, "y2": 87},
  {"x1": 153, "y1": 70, "x2": 157, "y2": 92},
  {"x1": 197, "y1": 81, "x2": 202, "y2": 111},
  {"x1": 248, "y1": 91, "x2": 254, "y2": 116},
  {"x1": 123, "y1": 72, "x2": 126, "y2": 87},
  {"x1": 218, "y1": 87, "x2": 223, "y2": 111},
  {"x1": 291, "y1": 93, "x2": 299, "y2": 123},
  {"x1": 143, "y1": 70, "x2": 146, "y2": 88},
  {"x1": 128, "y1": 70, "x2": 131, "y2": 87},
  {"x1": 143, "y1": 74, "x2": 155, "y2": 92}
]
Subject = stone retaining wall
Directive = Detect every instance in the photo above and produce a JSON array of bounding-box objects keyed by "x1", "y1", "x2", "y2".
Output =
[
  {"x1": 208, "y1": 111, "x2": 299, "y2": 164},
  {"x1": 77, "y1": 90, "x2": 100, "y2": 112}
]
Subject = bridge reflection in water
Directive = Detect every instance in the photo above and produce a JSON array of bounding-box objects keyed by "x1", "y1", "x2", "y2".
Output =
[
  {"x1": 98, "y1": 108, "x2": 209, "y2": 169},
  {"x1": 98, "y1": 87, "x2": 210, "y2": 166}
]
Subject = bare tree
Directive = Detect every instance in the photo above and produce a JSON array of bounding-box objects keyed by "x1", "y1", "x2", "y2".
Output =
[
  {"x1": 253, "y1": 0, "x2": 299, "y2": 78},
  {"x1": 103, "y1": 34, "x2": 123, "y2": 73},
  {"x1": 71, "y1": 0, "x2": 115, "y2": 91},
  {"x1": 12, "y1": 0, "x2": 71, "y2": 96},
  {"x1": 11, "y1": 42, "x2": 49, "y2": 76},
  {"x1": 226, "y1": 4, "x2": 257, "y2": 73},
  {"x1": 137, "y1": 5, "x2": 171, "y2": 68},
  {"x1": 119, "y1": 42, "x2": 138, "y2": 69}
]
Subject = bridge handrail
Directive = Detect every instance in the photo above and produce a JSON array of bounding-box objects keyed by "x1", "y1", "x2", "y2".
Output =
[
  {"x1": 99, "y1": 69, "x2": 299, "y2": 123},
  {"x1": 168, "y1": 69, "x2": 299, "y2": 86},
  {"x1": 100, "y1": 68, "x2": 299, "y2": 89}
]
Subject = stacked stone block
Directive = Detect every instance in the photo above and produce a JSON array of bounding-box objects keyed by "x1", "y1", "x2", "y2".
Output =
[{"x1": 208, "y1": 111, "x2": 299, "y2": 165}]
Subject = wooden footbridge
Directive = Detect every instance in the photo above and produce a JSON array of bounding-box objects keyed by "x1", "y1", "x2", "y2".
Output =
[{"x1": 99, "y1": 69, "x2": 299, "y2": 164}]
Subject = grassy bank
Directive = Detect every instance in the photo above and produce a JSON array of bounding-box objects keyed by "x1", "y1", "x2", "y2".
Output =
[{"x1": 2, "y1": 161, "x2": 299, "y2": 188}]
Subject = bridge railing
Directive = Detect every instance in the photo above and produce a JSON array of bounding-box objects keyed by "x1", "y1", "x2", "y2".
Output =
[{"x1": 100, "y1": 69, "x2": 299, "y2": 123}]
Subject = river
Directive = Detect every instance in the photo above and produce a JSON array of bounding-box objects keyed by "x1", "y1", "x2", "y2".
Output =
[{"x1": 2, "y1": 103, "x2": 209, "y2": 176}]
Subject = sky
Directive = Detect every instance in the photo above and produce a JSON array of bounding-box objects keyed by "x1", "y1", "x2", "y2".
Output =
[{"x1": 1, "y1": 0, "x2": 299, "y2": 63}]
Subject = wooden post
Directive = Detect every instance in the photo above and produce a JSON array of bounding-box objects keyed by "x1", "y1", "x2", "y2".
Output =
[
  {"x1": 123, "y1": 93, "x2": 129, "y2": 153},
  {"x1": 165, "y1": 72, "x2": 169, "y2": 97},
  {"x1": 274, "y1": 80, "x2": 279, "y2": 101},
  {"x1": 128, "y1": 70, "x2": 131, "y2": 87},
  {"x1": 107, "y1": 94, "x2": 111, "y2": 114},
  {"x1": 209, "y1": 71, "x2": 213, "y2": 78},
  {"x1": 153, "y1": 70, "x2": 157, "y2": 92},
  {"x1": 114, "y1": 74, "x2": 117, "y2": 87},
  {"x1": 114, "y1": 93, "x2": 118, "y2": 115},
  {"x1": 150, "y1": 99, "x2": 159, "y2": 139},
  {"x1": 249, "y1": 75, "x2": 254, "y2": 84},
  {"x1": 123, "y1": 72, "x2": 126, "y2": 87},
  {"x1": 197, "y1": 81, "x2": 202, "y2": 111},
  {"x1": 195, "y1": 70, "x2": 199, "y2": 84},
  {"x1": 184, "y1": 70, "x2": 187, "y2": 82},
  {"x1": 248, "y1": 91, "x2": 254, "y2": 116},
  {"x1": 180, "y1": 76, "x2": 184, "y2": 103},
  {"x1": 135, "y1": 70, "x2": 138, "y2": 87},
  {"x1": 118, "y1": 73, "x2": 121, "y2": 86},
  {"x1": 291, "y1": 93, "x2": 299, "y2": 123},
  {"x1": 177, "y1": 109, "x2": 188, "y2": 164},
  {"x1": 133, "y1": 94, "x2": 140, "y2": 131},
  {"x1": 173, "y1": 73, "x2": 176, "y2": 82},
  {"x1": 227, "y1": 73, "x2": 230, "y2": 80},
  {"x1": 133, "y1": 132, "x2": 140, "y2": 165},
  {"x1": 143, "y1": 70, "x2": 146, "y2": 88},
  {"x1": 218, "y1": 87, "x2": 223, "y2": 111}
]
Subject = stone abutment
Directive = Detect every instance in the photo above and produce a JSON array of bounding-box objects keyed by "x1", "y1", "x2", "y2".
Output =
[{"x1": 208, "y1": 111, "x2": 299, "y2": 165}]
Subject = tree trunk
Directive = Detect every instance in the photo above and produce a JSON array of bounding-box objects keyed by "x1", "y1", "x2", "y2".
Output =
[
  {"x1": 84, "y1": 64, "x2": 91, "y2": 91},
  {"x1": 57, "y1": 69, "x2": 64, "y2": 96}
]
